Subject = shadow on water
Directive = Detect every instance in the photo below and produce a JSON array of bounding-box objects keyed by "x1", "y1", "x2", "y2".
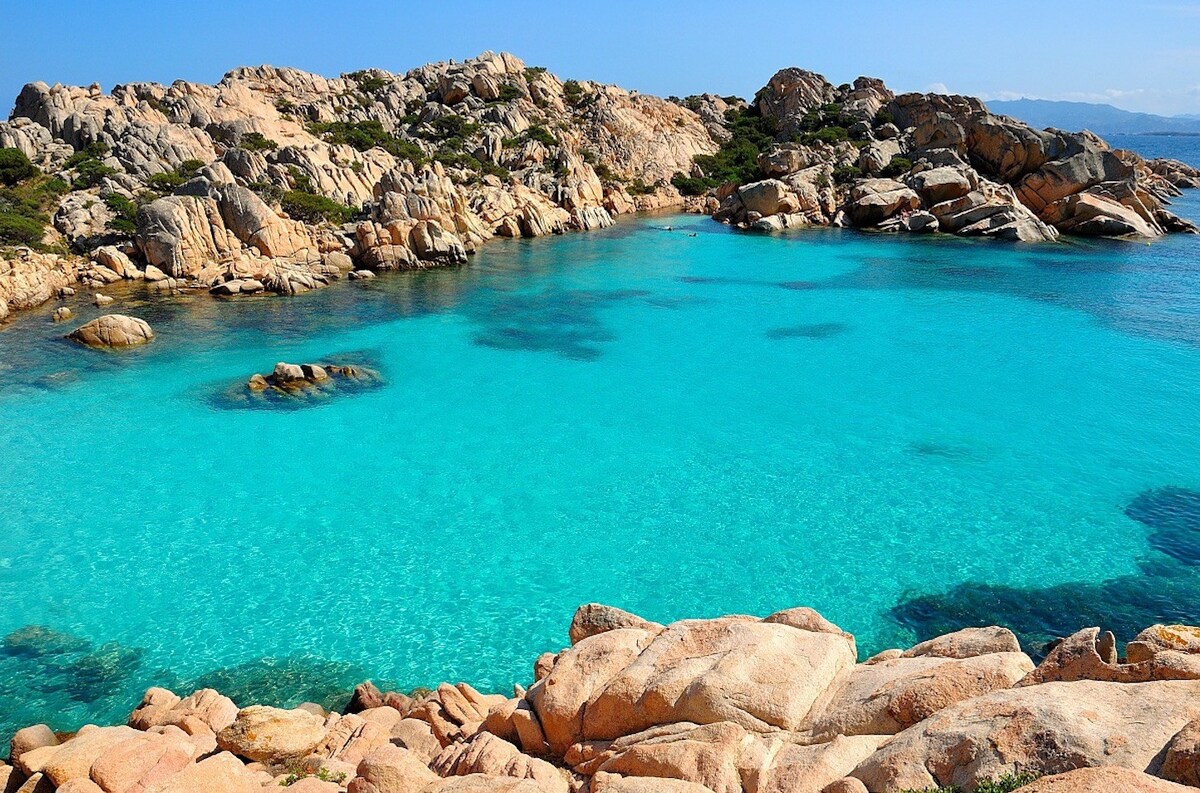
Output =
[
  {"x1": 891, "y1": 484, "x2": 1200, "y2": 656},
  {"x1": 466, "y1": 287, "x2": 653, "y2": 361},
  {"x1": 765, "y1": 322, "x2": 848, "y2": 340}
]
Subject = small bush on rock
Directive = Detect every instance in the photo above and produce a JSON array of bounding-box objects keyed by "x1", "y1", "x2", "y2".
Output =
[
  {"x1": 281, "y1": 190, "x2": 354, "y2": 224},
  {"x1": 881, "y1": 156, "x2": 913, "y2": 178},
  {"x1": 239, "y1": 132, "x2": 278, "y2": 152},
  {"x1": 0, "y1": 148, "x2": 36, "y2": 186}
]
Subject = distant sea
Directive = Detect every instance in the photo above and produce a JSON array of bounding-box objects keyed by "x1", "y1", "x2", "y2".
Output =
[{"x1": 1108, "y1": 133, "x2": 1200, "y2": 168}]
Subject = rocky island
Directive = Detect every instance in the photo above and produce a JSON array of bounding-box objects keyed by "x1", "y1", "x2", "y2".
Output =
[
  {"x1": 6, "y1": 603, "x2": 1200, "y2": 793},
  {"x1": 0, "y1": 51, "x2": 1197, "y2": 325}
]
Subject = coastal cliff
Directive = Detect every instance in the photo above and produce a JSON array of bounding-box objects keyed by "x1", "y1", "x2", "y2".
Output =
[
  {"x1": 1, "y1": 52, "x2": 1197, "y2": 322},
  {"x1": 6, "y1": 604, "x2": 1200, "y2": 792}
]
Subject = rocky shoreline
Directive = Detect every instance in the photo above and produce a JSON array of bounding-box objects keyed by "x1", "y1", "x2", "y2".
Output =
[
  {"x1": 1, "y1": 51, "x2": 1197, "y2": 326},
  {"x1": 5, "y1": 603, "x2": 1200, "y2": 793}
]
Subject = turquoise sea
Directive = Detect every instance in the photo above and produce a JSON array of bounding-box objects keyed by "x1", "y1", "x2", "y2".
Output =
[{"x1": 1, "y1": 155, "x2": 1199, "y2": 742}]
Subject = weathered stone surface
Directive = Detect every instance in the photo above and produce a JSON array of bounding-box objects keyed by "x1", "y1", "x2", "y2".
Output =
[
  {"x1": 530, "y1": 614, "x2": 856, "y2": 755},
  {"x1": 569, "y1": 605, "x2": 663, "y2": 646},
  {"x1": 347, "y1": 744, "x2": 439, "y2": 793},
  {"x1": 582, "y1": 721, "x2": 883, "y2": 793},
  {"x1": 215, "y1": 706, "x2": 327, "y2": 763},
  {"x1": 845, "y1": 179, "x2": 920, "y2": 226},
  {"x1": 1019, "y1": 627, "x2": 1200, "y2": 685},
  {"x1": 810, "y1": 651, "x2": 1033, "y2": 738},
  {"x1": 432, "y1": 733, "x2": 568, "y2": 793},
  {"x1": 1129, "y1": 624, "x2": 1200, "y2": 663},
  {"x1": 1160, "y1": 717, "x2": 1200, "y2": 787},
  {"x1": 18, "y1": 726, "x2": 139, "y2": 786},
  {"x1": 129, "y1": 688, "x2": 238, "y2": 735},
  {"x1": 140, "y1": 751, "x2": 261, "y2": 793},
  {"x1": 902, "y1": 626, "x2": 1022, "y2": 659},
  {"x1": 10, "y1": 725, "x2": 59, "y2": 767},
  {"x1": 67, "y1": 315, "x2": 155, "y2": 348},
  {"x1": 1020, "y1": 766, "x2": 1193, "y2": 792},
  {"x1": 849, "y1": 680, "x2": 1200, "y2": 792}
]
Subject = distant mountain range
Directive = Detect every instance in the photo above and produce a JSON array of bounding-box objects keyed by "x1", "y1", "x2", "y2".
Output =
[{"x1": 987, "y1": 98, "x2": 1200, "y2": 136}]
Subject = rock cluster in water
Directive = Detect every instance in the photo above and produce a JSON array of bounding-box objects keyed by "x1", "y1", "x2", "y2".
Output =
[
  {"x1": 228, "y1": 361, "x2": 384, "y2": 406},
  {"x1": 7, "y1": 604, "x2": 1200, "y2": 792},
  {"x1": 0, "y1": 52, "x2": 1196, "y2": 324}
]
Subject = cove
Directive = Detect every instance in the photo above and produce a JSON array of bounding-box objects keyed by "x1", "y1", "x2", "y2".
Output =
[{"x1": 2, "y1": 200, "x2": 1200, "y2": 742}]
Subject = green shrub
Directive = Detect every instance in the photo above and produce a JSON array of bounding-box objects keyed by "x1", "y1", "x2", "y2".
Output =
[
  {"x1": 103, "y1": 193, "x2": 139, "y2": 233},
  {"x1": 0, "y1": 148, "x2": 36, "y2": 186},
  {"x1": 248, "y1": 180, "x2": 285, "y2": 203},
  {"x1": 496, "y1": 84, "x2": 524, "y2": 102},
  {"x1": 801, "y1": 126, "x2": 849, "y2": 145},
  {"x1": 433, "y1": 151, "x2": 509, "y2": 180},
  {"x1": 677, "y1": 105, "x2": 777, "y2": 192},
  {"x1": 177, "y1": 159, "x2": 205, "y2": 178},
  {"x1": 64, "y1": 143, "x2": 117, "y2": 189},
  {"x1": 899, "y1": 771, "x2": 1040, "y2": 793},
  {"x1": 147, "y1": 171, "x2": 185, "y2": 191},
  {"x1": 626, "y1": 179, "x2": 660, "y2": 196},
  {"x1": 523, "y1": 66, "x2": 547, "y2": 82},
  {"x1": 523, "y1": 125, "x2": 557, "y2": 147},
  {"x1": 563, "y1": 80, "x2": 585, "y2": 106},
  {"x1": 0, "y1": 211, "x2": 46, "y2": 245},
  {"x1": 880, "y1": 156, "x2": 913, "y2": 178},
  {"x1": 306, "y1": 120, "x2": 425, "y2": 163},
  {"x1": 429, "y1": 115, "x2": 479, "y2": 140},
  {"x1": 239, "y1": 132, "x2": 278, "y2": 152},
  {"x1": 347, "y1": 70, "x2": 389, "y2": 94},
  {"x1": 874, "y1": 108, "x2": 895, "y2": 126},
  {"x1": 280, "y1": 190, "x2": 354, "y2": 224},
  {"x1": 832, "y1": 165, "x2": 863, "y2": 184},
  {"x1": 670, "y1": 174, "x2": 712, "y2": 196}
]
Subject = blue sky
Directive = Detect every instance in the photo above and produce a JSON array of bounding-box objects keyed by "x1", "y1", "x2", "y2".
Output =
[{"x1": 3, "y1": 1, "x2": 1200, "y2": 115}]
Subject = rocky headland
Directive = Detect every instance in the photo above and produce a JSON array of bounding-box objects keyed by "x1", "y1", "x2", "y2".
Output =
[
  {"x1": 0, "y1": 52, "x2": 1197, "y2": 325},
  {"x1": 7, "y1": 604, "x2": 1200, "y2": 793}
]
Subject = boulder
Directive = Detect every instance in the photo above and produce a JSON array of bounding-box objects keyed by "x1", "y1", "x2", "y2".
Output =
[
  {"x1": 10, "y1": 725, "x2": 59, "y2": 767},
  {"x1": 530, "y1": 613, "x2": 857, "y2": 754},
  {"x1": 139, "y1": 751, "x2": 261, "y2": 793},
  {"x1": 1019, "y1": 627, "x2": 1200, "y2": 685},
  {"x1": 89, "y1": 728, "x2": 197, "y2": 793},
  {"x1": 810, "y1": 651, "x2": 1033, "y2": 738},
  {"x1": 569, "y1": 605, "x2": 663, "y2": 645},
  {"x1": 1129, "y1": 625, "x2": 1200, "y2": 663},
  {"x1": 582, "y1": 721, "x2": 884, "y2": 793},
  {"x1": 844, "y1": 179, "x2": 920, "y2": 226},
  {"x1": 409, "y1": 221, "x2": 467, "y2": 265},
  {"x1": 737, "y1": 180, "x2": 798, "y2": 217},
  {"x1": 1042, "y1": 191, "x2": 1162, "y2": 238},
  {"x1": 908, "y1": 167, "x2": 973, "y2": 205},
  {"x1": 849, "y1": 680, "x2": 1200, "y2": 792},
  {"x1": 1160, "y1": 717, "x2": 1200, "y2": 787},
  {"x1": 16, "y1": 726, "x2": 140, "y2": 786},
  {"x1": 902, "y1": 627, "x2": 1022, "y2": 659},
  {"x1": 347, "y1": 744, "x2": 438, "y2": 793},
  {"x1": 431, "y1": 733, "x2": 568, "y2": 793},
  {"x1": 215, "y1": 706, "x2": 327, "y2": 763},
  {"x1": 67, "y1": 315, "x2": 154, "y2": 348},
  {"x1": 1019, "y1": 767, "x2": 1193, "y2": 792},
  {"x1": 129, "y1": 688, "x2": 238, "y2": 735}
]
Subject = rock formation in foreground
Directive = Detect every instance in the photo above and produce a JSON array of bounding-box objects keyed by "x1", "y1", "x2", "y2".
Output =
[
  {"x1": 7, "y1": 606, "x2": 1200, "y2": 793},
  {"x1": 1, "y1": 52, "x2": 1196, "y2": 323}
]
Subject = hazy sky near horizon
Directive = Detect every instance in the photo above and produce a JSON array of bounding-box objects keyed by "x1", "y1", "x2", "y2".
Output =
[{"x1": 3, "y1": 1, "x2": 1200, "y2": 116}]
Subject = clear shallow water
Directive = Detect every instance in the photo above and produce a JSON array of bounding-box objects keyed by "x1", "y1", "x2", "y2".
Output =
[{"x1": 2, "y1": 193, "x2": 1200, "y2": 743}]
